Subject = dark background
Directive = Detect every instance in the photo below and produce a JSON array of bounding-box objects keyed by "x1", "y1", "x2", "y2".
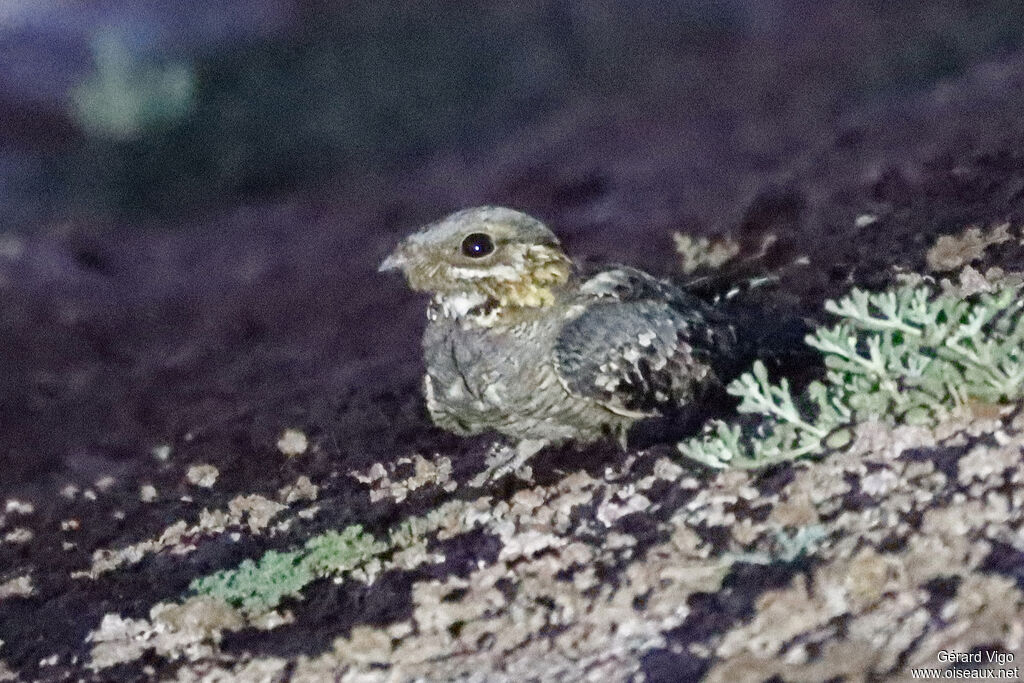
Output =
[{"x1": 6, "y1": 1, "x2": 1024, "y2": 228}]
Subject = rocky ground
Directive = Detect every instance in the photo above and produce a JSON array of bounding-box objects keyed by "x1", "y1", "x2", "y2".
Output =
[{"x1": 3, "y1": 3, "x2": 1024, "y2": 681}]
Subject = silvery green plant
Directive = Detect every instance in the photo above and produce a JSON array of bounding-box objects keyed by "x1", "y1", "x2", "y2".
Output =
[{"x1": 680, "y1": 283, "x2": 1024, "y2": 468}]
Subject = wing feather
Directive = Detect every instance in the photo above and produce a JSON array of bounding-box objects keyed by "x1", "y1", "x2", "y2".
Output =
[{"x1": 555, "y1": 267, "x2": 735, "y2": 415}]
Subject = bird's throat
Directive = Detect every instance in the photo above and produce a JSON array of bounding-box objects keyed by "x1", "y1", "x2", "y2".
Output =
[
  {"x1": 434, "y1": 279, "x2": 565, "y2": 327},
  {"x1": 434, "y1": 247, "x2": 571, "y2": 323}
]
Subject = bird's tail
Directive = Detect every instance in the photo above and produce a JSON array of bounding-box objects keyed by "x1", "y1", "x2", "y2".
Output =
[
  {"x1": 695, "y1": 273, "x2": 820, "y2": 388},
  {"x1": 726, "y1": 301, "x2": 816, "y2": 374},
  {"x1": 673, "y1": 213, "x2": 824, "y2": 387}
]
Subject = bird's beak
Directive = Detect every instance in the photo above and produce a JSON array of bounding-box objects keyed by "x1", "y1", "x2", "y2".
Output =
[{"x1": 378, "y1": 247, "x2": 407, "y2": 273}]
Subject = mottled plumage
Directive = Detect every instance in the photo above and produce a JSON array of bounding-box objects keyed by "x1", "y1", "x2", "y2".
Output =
[{"x1": 380, "y1": 207, "x2": 746, "y2": 462}]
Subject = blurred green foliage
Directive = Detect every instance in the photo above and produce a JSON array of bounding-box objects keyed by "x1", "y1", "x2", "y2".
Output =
[
  {"x1": 47, "y1": 1, "x2": 1024, "y2": 221},
  {"x1": 71, "y1": 28, "x2": 195, "y2": 140},
  {"x1": 58, "y1": 2, "x2": 743, "y2": 219}
]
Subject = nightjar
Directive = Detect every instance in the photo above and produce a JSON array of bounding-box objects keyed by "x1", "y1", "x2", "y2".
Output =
[{"x1": 380, "y1": 207, "x2": 775, "y2": 475}]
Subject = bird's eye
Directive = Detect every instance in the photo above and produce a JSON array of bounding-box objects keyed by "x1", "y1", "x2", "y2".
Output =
[{"x1": 461, "y1": 232, "x2": 495, "y2": 258}]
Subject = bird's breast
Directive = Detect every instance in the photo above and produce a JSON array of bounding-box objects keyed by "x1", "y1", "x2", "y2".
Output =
[{"x1": 422, "y1": 318, "x2": 564, "y2": 422}]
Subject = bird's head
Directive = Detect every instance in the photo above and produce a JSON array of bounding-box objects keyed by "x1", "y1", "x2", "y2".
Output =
[{"x1": 380, "y1": 207, "x2": 572, "y2": 312}]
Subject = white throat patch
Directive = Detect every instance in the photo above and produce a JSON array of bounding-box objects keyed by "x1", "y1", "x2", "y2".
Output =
[
  {"x1": 436, "y1": 291, "x2": 489, "y2": 318},
  {"x1": 431, "y1": 291, "x2": 504, "y2": 328},
  {"x1": 448, "y1": 263, "x2": 523, "y2": 281}
]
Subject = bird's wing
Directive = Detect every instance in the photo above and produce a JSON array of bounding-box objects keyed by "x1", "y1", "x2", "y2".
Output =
[{"x1": 554, "y1": 267, "x2": 735, "y2": 415}]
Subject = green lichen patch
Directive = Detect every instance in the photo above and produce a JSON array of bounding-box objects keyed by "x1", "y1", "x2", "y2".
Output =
[{"x1": 189, "y1": 525, "x2": 386, "y2": 614}]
